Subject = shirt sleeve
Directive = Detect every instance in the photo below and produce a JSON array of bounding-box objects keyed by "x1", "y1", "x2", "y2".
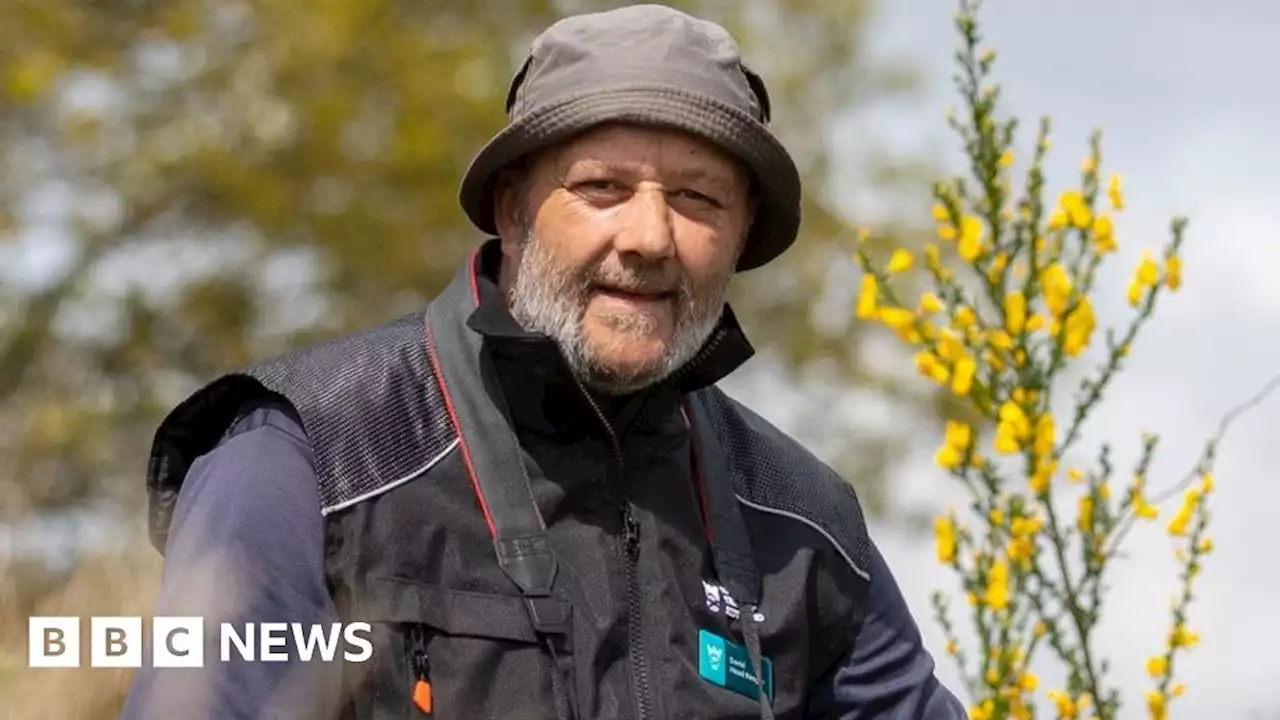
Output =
[
  {"x1": 807, "y1": 537, "x2": 968, "y2": 719},
  {"x1": 121, "y1": 405, "x2": 342, "y2": 720}
]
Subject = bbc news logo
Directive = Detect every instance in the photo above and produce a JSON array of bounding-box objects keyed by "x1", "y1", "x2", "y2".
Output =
[{"x1": 28, "y1": 617, "x2": 373, "y2": 668}]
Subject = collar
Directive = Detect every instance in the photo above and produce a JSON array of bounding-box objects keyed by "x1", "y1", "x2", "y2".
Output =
[{"x1": 456, "y1": 238, "x2": 755, "y2": 437}]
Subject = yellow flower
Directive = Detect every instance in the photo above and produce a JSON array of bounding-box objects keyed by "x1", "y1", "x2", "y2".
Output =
[
  {"x1": 1201, "y1": 473, "x2": 1215, "y2": 493},
  {"x1": 937, "y1": 328, "x2": 967, "y2": 361},
  {"x1": 1127, "y1": 250, "x2": 1160, "y2": 307},
  {"x1": 1062, "y1": 298, "x2": 1096, "y2": 357},
  {"x1": 995, "y1": 400, "x2": 1030, "y2": 454},
  {"x1": 1013, "y1": 514, "x2": 1042, "y2": 537},
  {"x1": 988, "y1": 330, "x2": 1015, "y2": 350},
  {"x1": 1198, "y1": 536, "x2": 1215, "y2": 553},
  {"x1": 1046, "y1": 690, "x2": 1078, "y2": 719},
  {"x1": 1134, "y1": 494, "x2": 1159, "y2": 520},
  {"x1": 985, "y1": 560, "x2": 1009, "y2": 610},
  {"x1": 1034, "y1": 413, "x2": 1056, "y2": 458},
  {"x1": 936, "y1": 421, "x2": 972, "y2": 470},
  {"x1": 1164, "y1": 254, "x2": 1182, "y2": 289},
  {"x1": 1033, "y1": 621, "x2": 1047, "y2": 638},
  {"x1": 937, "y1": 223, "x2": 957, "y2": 241},
  {"x1": 1168, "y1": 487, "x2": 1202, "y2": 536},
  {"x1": 878, "y1": 306, "x2": 916, "y2": 335},
  {"x1": 1059, "y1": 190, "x2": 1093, "y2": 228},
  {"x1": 1171, "y1": 683, "x2": 1186, "y2": 698},
  {"x1": 1011, "y1": 387, "x2": 1037, "y2": 404},
  {"x1": 1092, "y1": 213, "x2": 1117, "y2": 254},
  {"x1": 1146, "y1": 690, "x2": 1167, "y2": 720},
  {"x1": 1048, "y1": 207, "x2": 1068, "y2": 230},
  {"x1": 1169, "y1": 623, "x2": 1199, "y2": 649},
  {"x1": 856, "y1": 274, "x2": 879, "y2": 318},
  {"x1": 915, "y1": 351, "x2": 951, "y2": 385},
  {"x1": 1068, "y1": 467, "x2": 1085, "y2": 483},
  {"x1": 1108, "y1": 173, "x2": 1126, "y2": 211},
  {"x1": 887, "y1": 248, "x2": 914, "y2": 274},
  {"x1": 935, "y1": 443, "x2": 962, "y2": 469},
  {"x1": 1146, "y1": 655, "x2": 1169, "y2": 678},
  {"x1": 1004, "y1": 291, "x2": 1027, "y2": 335},
  {"x1": 1030, "y1": 459, "x2": 1056, "y2": 494},
  {"x1": 952, "y1": 356, "x2": 977, "y2": 396},
  {"x1": 1041, "y1": 263, "x2": 1074, "y2": 318},
  {"x1": 1026, "y1": 313, "x2": 1047, "y2": 333},
  {"x1": 1019, "y1": 672, "x2": 1039, "y2": 692},
  {"x1": 959, "y1": 215, "x2": 985, "y2": 260},
  {"x1": 986, "y1": 252, "x2": 1010, "y2": 283},
  {"x1": 919, "y1": 292, "x2": 944, "y2": 314},
  {"x1": 931, "y1": 203, "x2": 950, "y2": 222},
  {"x1": 1008, "y1": 535, "x2": 1035, "y2": 566},
  {"x1": 970, "y1": 699, "x2": 995, "y2": 720},
  {"x1": 999, "y1": 149, "x2": 1014, "y2": 168},
  {"x1": 1137, "y1": 251, "x2": 1160, "y2": 284},
  {"x1": 945, "y1": 420, "x2": 972, "y2": 450},
  {"x1": 934, "y1": 515, "x2": 957, "y2": 563},
  {"x1": 1077, "y1": 494, "x2": 1095, "y2": 533},
  {"x1": 953, "y1": 306, "x2": 977, "y2": 330}
]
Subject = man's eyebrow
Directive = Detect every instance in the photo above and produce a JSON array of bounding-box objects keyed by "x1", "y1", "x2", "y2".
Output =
[
  {"x1": 666, "y1": 167, "x2": 739, "y2": 190},
  {"x1": 559, "y1": 159, "x2": 742, "y2": 192}
]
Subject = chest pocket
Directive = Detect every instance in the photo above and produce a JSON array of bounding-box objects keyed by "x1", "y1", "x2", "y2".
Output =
[{"x1": 356, "y1": 575, "x2": 576, "y2": 720}]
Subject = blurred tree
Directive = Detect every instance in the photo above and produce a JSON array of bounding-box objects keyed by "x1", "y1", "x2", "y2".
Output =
[{"x1": 0, "y1": 0, "x2": 938, "y2": 533}]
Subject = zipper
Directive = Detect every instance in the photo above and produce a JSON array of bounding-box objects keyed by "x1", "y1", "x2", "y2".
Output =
[
  {"x1": 408, "y1": 626, "x2": 433, "y2": 716},
  {"x1": 574, "y1": 381, "x2": 655, "y2": 720}
]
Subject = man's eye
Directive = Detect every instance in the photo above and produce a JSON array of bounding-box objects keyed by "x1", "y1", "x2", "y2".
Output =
[
  {"x1": 675, "y1": 189, "x2": 723, "y2": 208},
  {"x1": 577, "y1": 179, "x2": 623, "y2": 193}
]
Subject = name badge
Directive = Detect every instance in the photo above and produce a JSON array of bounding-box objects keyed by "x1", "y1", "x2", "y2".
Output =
[{"x1": 698, "y1": 629, "x2": 774, "y2": 703}]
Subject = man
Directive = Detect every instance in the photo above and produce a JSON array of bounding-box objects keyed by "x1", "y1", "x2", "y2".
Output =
[{"x1": 125, "y1": 5, "x2": 965, "y2": 719}]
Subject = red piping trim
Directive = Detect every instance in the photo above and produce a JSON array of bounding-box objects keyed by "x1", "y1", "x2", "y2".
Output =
[{"x1": 425, "y1": 326, "x2": 497, "y2": 539}]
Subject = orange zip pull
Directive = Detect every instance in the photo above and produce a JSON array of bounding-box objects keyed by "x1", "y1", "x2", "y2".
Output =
[{"x1": 412, "y1": 678, "x2": 433, "y2": 714}]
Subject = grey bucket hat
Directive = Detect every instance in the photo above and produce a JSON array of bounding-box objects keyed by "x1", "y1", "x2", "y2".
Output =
[{"x1": 458, "y1": 4, "x2": 802, "y2": 272}]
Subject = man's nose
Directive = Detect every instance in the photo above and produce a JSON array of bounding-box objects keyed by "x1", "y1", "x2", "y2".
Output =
[{"x1": 613, "y1": 186, "x2": 676, "y2": 260}]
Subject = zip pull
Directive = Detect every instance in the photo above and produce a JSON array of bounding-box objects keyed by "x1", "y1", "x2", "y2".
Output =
[
  {"x1": 409, "y1": 626, "x2": 433, "y2": 715},
  {"x1": 622, "y1": 504, "x2": 641, "y2": 559}
]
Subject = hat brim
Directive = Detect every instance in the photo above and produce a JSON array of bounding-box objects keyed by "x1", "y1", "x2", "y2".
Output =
[{"x1": 458, "y1": 84, "x2": 801, "y2": 272}]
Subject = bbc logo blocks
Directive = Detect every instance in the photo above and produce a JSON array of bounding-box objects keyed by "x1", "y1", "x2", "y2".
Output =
[
  {"x1": 28, "y1": 617, "x2": 79, "y2": 668},
  {"x1": 28, "y1": 617, "x2": 372, "y2": 667},
  {"x1": 29, "y1": 616, "x2": 204, "y2": 668}
]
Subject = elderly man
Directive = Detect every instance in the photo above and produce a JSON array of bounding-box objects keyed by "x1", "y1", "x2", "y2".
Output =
[{"x1": 125, "y1": 5, "x2": 965, "y2": 719}]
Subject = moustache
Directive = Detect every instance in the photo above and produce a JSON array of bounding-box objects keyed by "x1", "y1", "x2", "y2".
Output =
[{"x1": 580, "y1": 263, "x2": 688, "y2": 298}]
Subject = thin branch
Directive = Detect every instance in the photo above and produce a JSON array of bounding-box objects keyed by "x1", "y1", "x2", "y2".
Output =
[{"x1": 1105, "y1": 372, "x2": 1280, "y2": 557}]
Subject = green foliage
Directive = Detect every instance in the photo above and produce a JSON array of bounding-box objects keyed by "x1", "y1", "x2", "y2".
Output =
[{"x1": 0, "y1": 0, "x2": 937, "y2": 529}]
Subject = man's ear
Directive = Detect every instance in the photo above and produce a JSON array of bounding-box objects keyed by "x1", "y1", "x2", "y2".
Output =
[{"x1": 492, "y1": 162, "x2": 535, "y2": 257}]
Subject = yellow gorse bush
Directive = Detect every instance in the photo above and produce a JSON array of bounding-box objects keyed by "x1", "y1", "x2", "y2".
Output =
[{"x1": 850, "y1": 2, "x2": 1273, "y2": 718}]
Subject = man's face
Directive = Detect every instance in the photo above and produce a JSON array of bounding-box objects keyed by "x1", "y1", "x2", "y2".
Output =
[{"x1": 497, "y1": 123, "x2": 753, "y2": 395}]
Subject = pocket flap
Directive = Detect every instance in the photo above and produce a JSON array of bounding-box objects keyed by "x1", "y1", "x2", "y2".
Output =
[{"x1": 358, "y1": 575, "x2": 563, "y2": 643}]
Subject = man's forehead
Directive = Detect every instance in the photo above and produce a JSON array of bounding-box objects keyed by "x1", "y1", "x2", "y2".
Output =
[{"x1": 549, "y1": 126, "x2": 745, "y2": 182}]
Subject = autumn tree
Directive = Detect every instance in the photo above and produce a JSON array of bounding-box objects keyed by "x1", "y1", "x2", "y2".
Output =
[
  {"x1": 0, "y1": 0, "x2": 950, "y2": 713},
  {"x1": 0, "y1": 0, "x2": 936, "y2": 535}
]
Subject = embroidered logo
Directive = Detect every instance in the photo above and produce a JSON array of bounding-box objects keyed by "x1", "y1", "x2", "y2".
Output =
[{"x1": 702, "y1": 580, "x2": 764, "y2": 622}]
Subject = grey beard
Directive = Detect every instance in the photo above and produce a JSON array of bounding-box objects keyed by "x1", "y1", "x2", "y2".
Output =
[{"x1": 506, "y1": 229, "x2": 730, "y2": 396}]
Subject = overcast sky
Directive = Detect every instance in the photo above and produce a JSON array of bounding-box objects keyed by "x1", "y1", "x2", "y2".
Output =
[{"x1": 813, "y1": 1, "x2": 1279, "y2": 716}]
